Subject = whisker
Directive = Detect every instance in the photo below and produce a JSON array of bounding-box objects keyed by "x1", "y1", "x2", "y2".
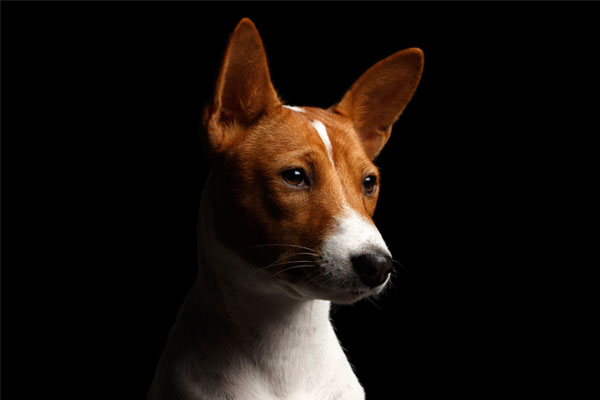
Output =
[
  {"x1": 392, "y1": 259, "x2": 408, "y2": 275},
  {"x1": 272, "y1": 252, "x2": 321, "y2": 262},
  {"x1": 250, "y1": 243, "x2": 318, "y2": 253},
  {"x1": 313, "y1": 273, "x2": 336, "y2": 288},
  {"x1": 249, "y1": 252, "x2": 323, "y2": 277},
  {"x1": 249, "y1": 260, "x2": 313, "y2": 277},
  {"x1": 265, "y1": 260, "x2": 318, "y2": 269},
  {"x1": 366, "y1": 297, "x2": 383, "y2": 311},
  {"x1": 303, "y1": 265, "x2": 334, "y2": 287},
  {"x1": 271, "y1": 264, "x2": 318, "y2": 277},
  {"x1": 295, "y1": 267, "x2": 322, "y2": 286}
]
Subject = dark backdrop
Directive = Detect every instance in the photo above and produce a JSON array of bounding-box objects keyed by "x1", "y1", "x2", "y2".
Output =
[{"x1": 2, "y1": 2, "x2": 596, "y2": 399}]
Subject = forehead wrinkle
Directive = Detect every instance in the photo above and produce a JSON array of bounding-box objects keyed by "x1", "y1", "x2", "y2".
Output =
[
  {"x1": 277, "y1": 148, "x2": 318, "y2": 163},
  {"x1": 278, "y1": 107, "x2": 336, "y2": 167}
]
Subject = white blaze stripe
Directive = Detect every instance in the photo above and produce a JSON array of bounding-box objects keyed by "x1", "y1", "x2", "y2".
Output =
[
  {"x1": 311, "y1": 120, "x2": 334, "y2": 164},
  {"x1": 282, "y1": 105, "x2": 306, "y2": 113}
]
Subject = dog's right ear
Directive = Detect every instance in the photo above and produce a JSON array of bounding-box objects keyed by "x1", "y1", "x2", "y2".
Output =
[{"x1": 203, "y1": 18, "x2": 281, "y2": 154}]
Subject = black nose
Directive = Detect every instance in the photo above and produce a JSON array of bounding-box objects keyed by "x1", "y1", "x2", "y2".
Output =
[{"x1": 351, "y1": 252, "x2": 393, "y2": 288}]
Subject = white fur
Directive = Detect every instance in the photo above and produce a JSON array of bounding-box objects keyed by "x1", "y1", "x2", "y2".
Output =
[
  {"x1": 316, "y1": 206, "x2": 392, "y2": 301},
  {"x1": 277, "y1": 204, "x2": 391, "y2": 305},
  {"x1": 148, "y1": 175, "x2": 365, "y2": 400},
  {"x1": 324, "y1": 207, "x2": 390, "y2": 260},
  {"x1": 288, "y1": 204, "x2": 392, "y2": 305},
  {"x1": 282, "y1": 105, "x2": 306, "y2": 113},
  {"x1": 311, "y1": 120, "x2": 334, "y2": 164}
]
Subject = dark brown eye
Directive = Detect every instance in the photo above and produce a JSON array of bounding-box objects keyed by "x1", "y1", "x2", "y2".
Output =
[
  {"x1": 282, "y1": 168, "x2": 309, "y2": 187},
  {"x1": 363, "y1": 175, "x2": 377, "y2": 195}
]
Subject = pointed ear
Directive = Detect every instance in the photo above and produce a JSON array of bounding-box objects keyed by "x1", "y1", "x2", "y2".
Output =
[
  {"x1": 333, "y1": 48, "x2": 424, "y2": 159},
  {"x1": 204, "y1": 18, "x2": 281, "y2": 152}
]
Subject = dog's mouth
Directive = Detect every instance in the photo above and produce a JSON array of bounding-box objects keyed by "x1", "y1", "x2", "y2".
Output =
[
  {"x1": 267, "y1": 258, "x2": 388, "y2": 304},
  {"x1": 247, "y1": 244, "x2": 391, "y2": 304},
  {"x1": 295, "y1": 277, "x2": 385, "y2": 304}
]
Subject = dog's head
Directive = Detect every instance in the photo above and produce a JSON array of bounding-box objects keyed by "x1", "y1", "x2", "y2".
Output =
[{"x1": 202, "y1": 19, "x2": 423, "y2": 304}]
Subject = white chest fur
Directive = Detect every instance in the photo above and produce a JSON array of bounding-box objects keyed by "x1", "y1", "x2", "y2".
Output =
[{"x1": 217, "y1": 300, "x2": 364, "y2": 400}]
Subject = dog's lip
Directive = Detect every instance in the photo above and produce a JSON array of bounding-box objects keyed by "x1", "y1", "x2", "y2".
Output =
[
  {"x1": 314, "y1": 280, "x2": 366, "y2": 294},
  {"x1": 308, "y1": 280, "x2": 374, "y2": 302},
  {"x1": 276, "y1": 270, "x2": 378, "y2": 303}
]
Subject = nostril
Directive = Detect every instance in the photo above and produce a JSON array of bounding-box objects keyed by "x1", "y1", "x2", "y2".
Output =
[{"x1": 351, "y1": 252, "x2": 393, "y2": 288}]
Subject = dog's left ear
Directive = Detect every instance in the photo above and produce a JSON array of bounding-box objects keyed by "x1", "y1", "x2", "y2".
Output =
[{"x1": 333, "y1": 48, "x2": 424, "y2": 160}]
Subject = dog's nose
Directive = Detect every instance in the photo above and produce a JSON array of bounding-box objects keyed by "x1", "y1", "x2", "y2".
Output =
[{"x1": 351, "y1": 251, "x2": 393, "y2": 288}]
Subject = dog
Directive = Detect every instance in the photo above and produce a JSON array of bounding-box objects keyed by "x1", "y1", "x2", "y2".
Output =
[{"x1": 148, "y1": 18, "x2": 423, "y2": 400}]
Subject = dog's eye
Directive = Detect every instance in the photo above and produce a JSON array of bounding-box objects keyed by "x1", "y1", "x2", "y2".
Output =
[
  {"x1": 363, "y1": 175, "x2": 377, "y2": 195},
  {"x1": 282, "y1": 168, "x2": 309, "y2": 188}
]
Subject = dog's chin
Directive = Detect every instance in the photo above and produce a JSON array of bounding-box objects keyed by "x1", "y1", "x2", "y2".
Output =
[
  {"x1": 321, "y1": 288, "x2": 371, "y2": 305},
  {"x1": 283, "y1": 280, "x2": 387, "y2": 305}
]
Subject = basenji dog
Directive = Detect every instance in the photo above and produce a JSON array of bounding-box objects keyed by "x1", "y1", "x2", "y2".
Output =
[{"x1": 149, "y1": 18, "x2": 423, "y2": 400}]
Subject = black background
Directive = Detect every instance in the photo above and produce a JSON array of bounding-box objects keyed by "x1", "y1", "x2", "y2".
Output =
[{"x1": 2, "y1": 1, "x2": 596, "y2": 399}]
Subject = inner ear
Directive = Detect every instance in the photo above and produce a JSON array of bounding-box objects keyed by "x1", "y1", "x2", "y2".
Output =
[
  {"x1": 334, "y1": 48, "x2": 424, "y2": 160},
  {"x1": 216, "y1": 21, "x2": 280, "y2": 124}
]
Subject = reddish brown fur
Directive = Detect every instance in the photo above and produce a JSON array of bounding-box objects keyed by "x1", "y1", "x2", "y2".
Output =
[
  {"x1": 202, "y1": 19, "x2": 423, "y2": 276},
  {"x1": 334, "y1": 48, "x2": 425, "y2": 159}
]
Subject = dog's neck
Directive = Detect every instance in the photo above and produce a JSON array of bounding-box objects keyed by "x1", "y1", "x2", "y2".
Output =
[{"x1": 185, "y1": 174, "x2": 335, "y2": 375}]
